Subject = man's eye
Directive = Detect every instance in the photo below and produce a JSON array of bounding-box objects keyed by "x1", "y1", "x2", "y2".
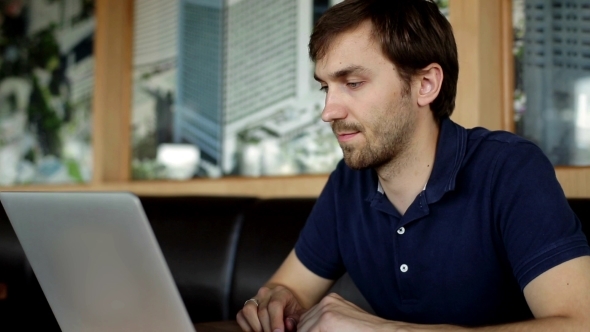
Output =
[
  {"x1": 319, "y1": 85, "x2": 328, "y2": 93},
  {"x1": 347, "y1": 82, "x2": 363, "y2": 88}
]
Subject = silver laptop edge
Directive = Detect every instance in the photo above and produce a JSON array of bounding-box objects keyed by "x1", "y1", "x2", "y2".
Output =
[{"x1": 0, "y1": 192, "x2": 195, "y2": 332}]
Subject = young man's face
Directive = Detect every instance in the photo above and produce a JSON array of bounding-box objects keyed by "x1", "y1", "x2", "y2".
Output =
[{"x1": 314, "y1": 21, "x2": 418, "y2": 170}]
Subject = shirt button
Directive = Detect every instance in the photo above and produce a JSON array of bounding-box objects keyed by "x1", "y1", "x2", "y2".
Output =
[
  {"x1": 400, "y1": 264, "x2": 408, "y2": 273},
  {"x1": 397, "y1": 227, "x2": 405, "y2": 235}
]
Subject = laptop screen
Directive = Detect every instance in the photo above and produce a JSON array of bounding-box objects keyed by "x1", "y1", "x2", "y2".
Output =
[{"x1": 0, "y1": 192, "x2": 195, "y2": 332}]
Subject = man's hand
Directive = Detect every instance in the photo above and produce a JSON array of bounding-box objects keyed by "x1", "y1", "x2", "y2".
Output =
[
  {"x1": 236, "y1": 250, "x2": 335, "y2": 331},
  {"x1": 297, "y1": 293, "x2": 394, "y2": 332},
  {"x1": 237, "y1": 284, "x2": 305, "y2": 332}
]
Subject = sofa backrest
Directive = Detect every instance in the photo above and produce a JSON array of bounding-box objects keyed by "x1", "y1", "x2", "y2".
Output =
[
  {"x1": 229, "y1": 198, "x2": 315, "y2": 316},
  {"x1": 228, "y1": 198, "x2": 373, "y2": 318},
  {"x1": 0, "y1": 196, "x2": 588, "y2": 328},
  {"x1": 141, "y1": 196, "x2": 257, "y2": 323},
  {"x1": 568, "y1": 199, "x2": 590, "y2": 241}
]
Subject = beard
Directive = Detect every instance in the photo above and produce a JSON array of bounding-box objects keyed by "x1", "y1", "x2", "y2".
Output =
[{"x1": 333, "y1": 95, "x2": 415, "y2": 170}]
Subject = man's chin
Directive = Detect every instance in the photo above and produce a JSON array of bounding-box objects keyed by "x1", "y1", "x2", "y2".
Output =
[
  {"x1": 342, "y1": 149, "x2": 393, "y2": 170},
  {"x1": 342, "y1": 155, "x2": 372, "y2": 170}
]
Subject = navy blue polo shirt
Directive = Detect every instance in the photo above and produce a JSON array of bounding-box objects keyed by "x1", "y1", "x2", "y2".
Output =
[{"x1": 294, "y1": 117, "x2": 590, "y2": 327}]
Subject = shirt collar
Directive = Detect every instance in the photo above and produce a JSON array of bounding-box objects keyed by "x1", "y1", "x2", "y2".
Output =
[
  {"x1": 377, "y1": 181, "x2": 384, "y2": 194},
  {"x1": 424, "y1": 117, "x2": 467, "y2": 204}
]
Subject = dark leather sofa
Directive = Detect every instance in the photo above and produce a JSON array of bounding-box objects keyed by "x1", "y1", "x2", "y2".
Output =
[{"x1": 0, "y1": 196, "x2": 588, "y2": 331}]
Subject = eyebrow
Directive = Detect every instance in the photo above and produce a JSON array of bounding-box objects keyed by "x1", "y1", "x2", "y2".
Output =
[{"x1": 314, "y1": 65, "x2": 370, "y2": 82}]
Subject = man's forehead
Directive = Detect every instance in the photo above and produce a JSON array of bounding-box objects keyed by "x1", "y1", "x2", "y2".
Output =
[
  {"x1": 314, "y1": 64, "x2": 371, "y2": 82},
  {"x1": 313, "y1": 36, "x2": 384, "y2": 80}
]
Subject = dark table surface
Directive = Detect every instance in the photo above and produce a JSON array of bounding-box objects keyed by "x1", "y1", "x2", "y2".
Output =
[{"x1": 194, "y1": 320, "x2": 242, "y2": 332}]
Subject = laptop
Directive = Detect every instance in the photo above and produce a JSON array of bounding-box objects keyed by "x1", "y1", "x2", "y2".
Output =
[{"x1": 0, "y1": 192, "x2": 195, "y2": 332}]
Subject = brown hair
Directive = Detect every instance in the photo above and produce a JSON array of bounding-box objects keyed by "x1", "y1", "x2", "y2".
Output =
[{"x1": 309, "y1": 0, "x2": 459, "y2": 120}]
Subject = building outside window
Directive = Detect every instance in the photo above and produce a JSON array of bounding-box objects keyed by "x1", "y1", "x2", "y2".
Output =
[
  {"x1": 131, "y1": 0, "x2": 450, "y2": 180},
  {"x1": 514, "y1": 0, "x2": 590, "y2": 166}
]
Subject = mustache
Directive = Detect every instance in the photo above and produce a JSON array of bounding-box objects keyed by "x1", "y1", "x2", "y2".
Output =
[{"x1": 331, "y1": 120, "x2": 363, "y2": 133}]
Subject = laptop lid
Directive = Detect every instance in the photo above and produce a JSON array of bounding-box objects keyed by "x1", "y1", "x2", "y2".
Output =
[{"x1": 0, "y1": 192, "x2": 195, "y2": 332}]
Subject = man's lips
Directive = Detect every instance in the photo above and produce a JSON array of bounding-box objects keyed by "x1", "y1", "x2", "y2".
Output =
[{"x1": 336, "y1": 132, "x2": 360, "y2": 142}]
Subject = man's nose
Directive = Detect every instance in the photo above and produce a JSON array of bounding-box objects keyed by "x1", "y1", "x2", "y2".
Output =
[{"x1": 321, "y1": 90, "x2": 347, "y2": 123}]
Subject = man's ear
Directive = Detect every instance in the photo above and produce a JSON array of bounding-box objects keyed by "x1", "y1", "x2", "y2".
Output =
[{"x1": 416, "y1": 64, "x2": 443, "y2": 107}]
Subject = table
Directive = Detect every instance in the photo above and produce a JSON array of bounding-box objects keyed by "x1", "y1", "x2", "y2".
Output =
[{"x1": 194, "y1": 320, "x2": 242, "y2": 332}]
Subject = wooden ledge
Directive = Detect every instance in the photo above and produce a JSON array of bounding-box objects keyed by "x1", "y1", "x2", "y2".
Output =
[
  {"x1": 0, "y1": 175, "x2": 329, "y2": 198},
  {"x1": 1, "y1": 167, "x2": 588, "y2": 198}
]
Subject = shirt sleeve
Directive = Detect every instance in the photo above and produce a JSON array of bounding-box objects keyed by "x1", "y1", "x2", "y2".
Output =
[
  {"x1": 294, "y1": 164, "x2": 346, "y2": 280},
  {"x1": 490, "y1": 142, "x2": 590, "y2": 289}
]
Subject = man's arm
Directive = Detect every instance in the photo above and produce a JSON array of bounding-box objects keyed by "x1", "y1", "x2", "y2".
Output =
[
  {"x1": 512, "y1": 254, "x2": 590, "y2": 330},
  {"x1": 266, "y1": 249, "x2": 335, "y2": 308},
  {"x1": 296, "y1": 256, "x2": 590, "y2": 332},
  {"x1": 237, "y1": 249, "x2": 334, "y2": 332}
]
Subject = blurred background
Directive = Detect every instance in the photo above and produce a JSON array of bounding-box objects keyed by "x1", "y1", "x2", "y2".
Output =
[
  {"x1": 0, "y1": 0, "x2": 94, "y2": 186},
  {"x1": 0, "y1": 0, "x2": 588, "y2": 197}
]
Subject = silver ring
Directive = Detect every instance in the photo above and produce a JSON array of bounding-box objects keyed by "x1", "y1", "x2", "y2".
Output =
[{"x1": 244, "y1": 298, "x2": 259, "y2": 307}]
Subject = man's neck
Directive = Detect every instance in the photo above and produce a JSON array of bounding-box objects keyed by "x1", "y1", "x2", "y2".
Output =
[{"x1": 375, "y1": 115, "x2": 440, "y2": 216}]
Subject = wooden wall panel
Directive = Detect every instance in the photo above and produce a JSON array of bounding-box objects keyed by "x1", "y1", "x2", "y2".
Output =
[
  {"x1": 449, "y1": 0, "x2": 480, "y2": 129},
  {"x1": 449, "y1": 0, "x2": 505, "y2": 131},
  {"x1": 556, "y1": 168, "x2": 590, "y2": 198},
  {"x1": 501, "y1": 0, "x2": 515, "y2": 133},
  {"x1": 92, "y1": 0, "x2": 134, "y2": 183}
]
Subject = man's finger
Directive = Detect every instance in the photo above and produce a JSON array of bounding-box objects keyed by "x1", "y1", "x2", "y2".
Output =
[
  {"x1": 284, "y1": 316, "x2": 299, "y2": 332},
  {"x1": 267, "y1": 298, "x2": 286, "y2": 332},
  {"x1": 256, "y1": 298, "x2": 273, "y2": 332},
  {"x1": 242, "y1": 302, "x2": 263, "y2": 331},
  {"x1": 236, "y1": 310, "x2": 254, "y2": 332}
]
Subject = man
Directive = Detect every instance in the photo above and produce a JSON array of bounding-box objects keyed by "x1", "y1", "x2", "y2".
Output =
[{"x1": 237, "y1": 0, "x2": 590, "y2": 331}]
